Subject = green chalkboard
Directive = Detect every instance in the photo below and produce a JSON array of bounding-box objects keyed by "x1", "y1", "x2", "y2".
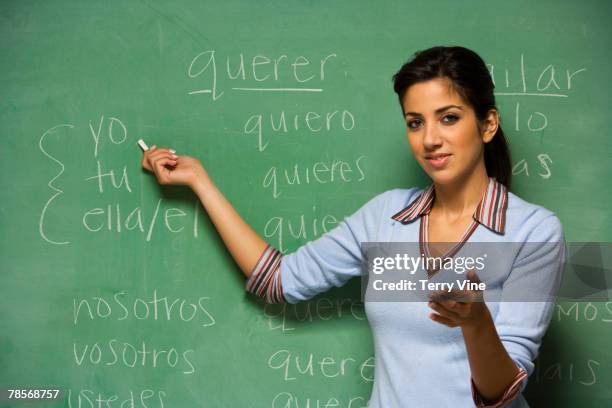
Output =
[{"x1": 1, "y1": 0, "x2": 611, "y2": 407}]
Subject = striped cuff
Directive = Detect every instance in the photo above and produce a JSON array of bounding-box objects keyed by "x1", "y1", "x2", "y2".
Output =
[
  {"x1": 471, "y1": 367, "x2": 528, "y2": 407},
  {"x1": 245, "y1": 244, "x2": 286, "y2": 304}
]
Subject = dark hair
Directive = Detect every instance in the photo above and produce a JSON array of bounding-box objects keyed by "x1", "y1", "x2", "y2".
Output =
[{"x1": 392, "y1": 46, "x2": 512, "y2": 188}]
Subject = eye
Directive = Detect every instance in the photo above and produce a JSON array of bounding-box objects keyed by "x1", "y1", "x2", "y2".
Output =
[
  {"x1": 442, "y1": 114, "x2": 459, "y2": 124},
  {"x1": 406, "y1": 119, "x2": 422, "y2": 130}
]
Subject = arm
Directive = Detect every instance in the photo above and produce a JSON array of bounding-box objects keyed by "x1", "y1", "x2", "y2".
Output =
[
  {"x1": 141, "y1": 146, "x2": 267, "y2": 278},
  {"x1": 429, "y1": 215, "x2": 566, "y2": 406},
  {"x1": 141, "y1": 146, "x2": 390, "y2": 305},
  {"x1": 428, "y1": 274, "x2": 525, "y2": 404},
  {"x1": 461, "y1": 308, "x2": 527, "y2": 405}
]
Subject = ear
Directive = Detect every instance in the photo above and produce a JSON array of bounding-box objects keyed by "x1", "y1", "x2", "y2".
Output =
[{"x1": 481, "y1": 109, "x2": 499, "y2": 143}]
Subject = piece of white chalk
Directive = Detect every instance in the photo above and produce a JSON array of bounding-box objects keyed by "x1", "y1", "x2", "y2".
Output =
[{"x1": 137, "y1": 139, "x2": 149, "y2": 151}]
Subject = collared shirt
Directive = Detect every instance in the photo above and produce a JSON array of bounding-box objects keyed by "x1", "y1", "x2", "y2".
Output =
[
  {"x1": 392, "y1": 177, "x2": 508, "y2": 277},
  {"x1": 246, "y1": 178, "x2": 565, "y2": 408}
]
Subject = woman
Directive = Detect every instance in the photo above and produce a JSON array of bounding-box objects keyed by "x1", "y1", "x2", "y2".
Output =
[{"x1": 141, "y1": 46, "x2": 565, "y2": 407}]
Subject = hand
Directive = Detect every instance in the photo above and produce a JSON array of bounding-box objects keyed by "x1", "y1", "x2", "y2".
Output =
[
  {"x1": 427, "y1": 270, "x2": 490, "y2": 330},
  {"x1": 141, "y1": 145, "x2": 208, "y2": 189}
]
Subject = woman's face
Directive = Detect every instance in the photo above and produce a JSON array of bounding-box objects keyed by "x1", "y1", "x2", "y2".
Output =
[{"x1": 402, "y1": 77, "x2": 496, "y2": 186}]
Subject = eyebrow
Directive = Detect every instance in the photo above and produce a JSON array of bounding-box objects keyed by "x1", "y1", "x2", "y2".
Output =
[{"x1": 404, "y1": 105, "x2": 463, "y2": 117}]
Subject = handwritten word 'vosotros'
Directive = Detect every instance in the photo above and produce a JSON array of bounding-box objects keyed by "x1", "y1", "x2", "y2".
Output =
[{"x1": 73, "y1": 339, "x2": 196, "y2": 374}]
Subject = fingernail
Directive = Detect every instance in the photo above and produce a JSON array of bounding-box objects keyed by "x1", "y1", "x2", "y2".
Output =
[
  {"x1": 171, "y1": 154, "x2": 178, "y2": 159},
  {"x1": 169, "y1": 149, "x2": 176, "y2": 154}
]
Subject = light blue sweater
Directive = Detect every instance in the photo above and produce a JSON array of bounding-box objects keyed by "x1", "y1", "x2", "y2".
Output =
[{"x1": 247, "y1": 180, "x2": 566, "y2": 407}]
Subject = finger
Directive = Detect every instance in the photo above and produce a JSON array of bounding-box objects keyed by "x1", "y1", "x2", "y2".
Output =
[
  {"x1": 149, "y1": 148, "x2": 177, "y2": 161},
  {"x1": 428, "y1": 301, "x2": 460, "y2": 320},
  {"x1": 460, "y1": 271, "x2": 486, "y2": 302},
  {"x1": 439, "y1": 298, "x2": 458, "y2": 309},
  {"x1": 446, "y1": 301, "x2": 470, "y2": 318},
  {"x1": 141, "y1": 155, "x2": 153, "y2": 171},
  {"x1": 447, "y1": 289, "x2": 473, "y2": 303},
  {"x1": 142, "y1": 146, "x2": 163, "y2": 169},
  {"x1": 429, "y1": 312, "x2": 458, "y2": 327},
  {"x1": 153, "y1": 156, "x2": 178, "y2": 172},
  {"x1": 467, "y1": 269, "x2": 480, "y2": 281},
  {"x1": 428, "y1": 290, "x2": 448, "y2": 302},
  {"x1": 428, "y1": 291, "x2": 460, "y2": 308},
  {"x1": 429, "y1": 290, "x2": 468, "y2": 304},
  {"x1": 152, "y1": 158, "x2": 177, "y2": 183},
  {"x1": 150, "y1": 152, "x2": 178, "y2": 169}
]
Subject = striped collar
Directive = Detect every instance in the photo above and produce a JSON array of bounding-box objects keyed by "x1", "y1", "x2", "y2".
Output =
[{"x1": 391, "y1": 177, "x2": 509, "y2": 234}]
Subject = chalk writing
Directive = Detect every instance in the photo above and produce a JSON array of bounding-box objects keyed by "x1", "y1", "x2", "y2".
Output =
[{"x1": 188, "y1": 50, "x2": 337, "y2": 100}]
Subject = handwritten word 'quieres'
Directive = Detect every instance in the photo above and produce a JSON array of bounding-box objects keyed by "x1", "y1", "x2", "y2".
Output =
[{"x1": 263, "y1": 155, "x2": 366, "y2": 199}]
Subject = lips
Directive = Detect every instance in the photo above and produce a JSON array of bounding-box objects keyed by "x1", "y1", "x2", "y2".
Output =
[{"x1": 425, "y1": 153, "x2": 452, "y2": 169}]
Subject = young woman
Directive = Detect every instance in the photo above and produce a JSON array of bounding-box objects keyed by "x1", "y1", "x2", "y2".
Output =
[{"x1": 141, "y1": 46, "x2": 565, "y2": 407}]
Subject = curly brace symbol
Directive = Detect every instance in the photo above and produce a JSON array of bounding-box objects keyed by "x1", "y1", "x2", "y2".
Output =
[{"x1": 39, "y1": 123, "x2": 75, "y2": 245}]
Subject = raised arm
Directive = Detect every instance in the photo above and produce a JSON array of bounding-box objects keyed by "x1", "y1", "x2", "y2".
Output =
[
  {"x1": 141, "y1": 146, "x2": 267, "y2": 278},
  {"x1": 142, "y1": 145, "x2": 393, "y2": 305}
]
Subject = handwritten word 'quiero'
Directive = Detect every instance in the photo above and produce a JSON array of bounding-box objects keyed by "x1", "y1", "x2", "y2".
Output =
[{"x1": 244, "y1": 109, "x2": 355, "y2": 152}]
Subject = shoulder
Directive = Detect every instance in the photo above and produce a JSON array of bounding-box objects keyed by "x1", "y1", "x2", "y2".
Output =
[
  {"x1": 506, "y1": 190, "x2": 564, "y2": 242},
  {"x1": 384, "y1": 187, "x2": 425, "y2": 205},
  {"x1": 368, "y1": 187, "x2": 425, "y2": 216},
  {"x1": 347, "y1": 187, "x2": 424, "y2": 224}
]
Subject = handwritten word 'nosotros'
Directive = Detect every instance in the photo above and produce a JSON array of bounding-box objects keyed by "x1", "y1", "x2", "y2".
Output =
[
  {"x1": 187, "y1": 50, "x2": 338, "y2": 100},
  {"x1": 73, "y1": 290, "x2": 216, "y2": 327},
  {"x1": 73, "y1": 339, "x2": 196, "y2": 374}
]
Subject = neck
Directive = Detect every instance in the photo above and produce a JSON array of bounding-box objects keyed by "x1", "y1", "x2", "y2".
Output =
[{"x1": 433, "y1": 165, "x2": 489, "y2": 219}]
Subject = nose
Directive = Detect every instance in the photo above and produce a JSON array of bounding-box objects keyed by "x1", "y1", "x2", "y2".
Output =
[{"x1": 422, "y1": 122, "x2": 442, "y2": 150}]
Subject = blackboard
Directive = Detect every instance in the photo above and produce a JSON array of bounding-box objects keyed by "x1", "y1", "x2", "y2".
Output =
[{"x1": 1, "y1": 0, "x2": 611, "y2": 407}]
